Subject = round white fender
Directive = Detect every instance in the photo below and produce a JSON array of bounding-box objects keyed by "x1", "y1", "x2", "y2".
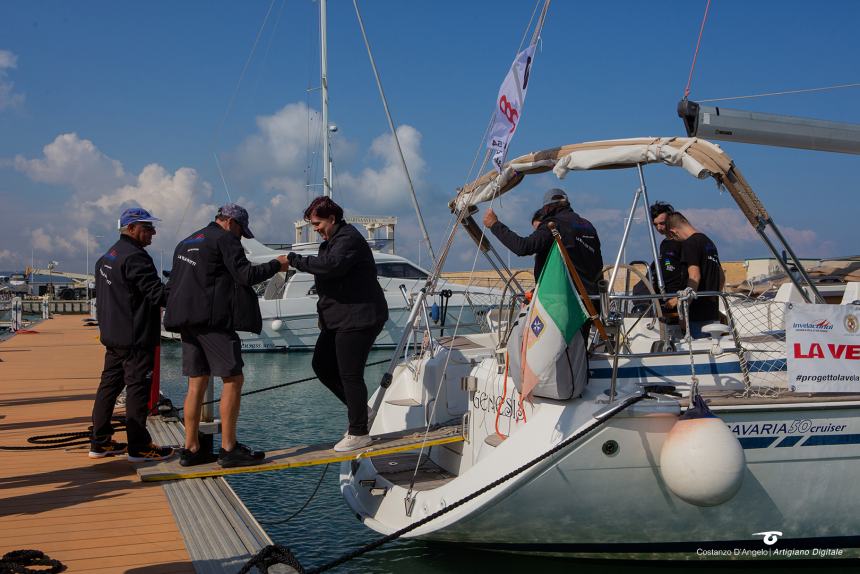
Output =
[
  {"x1": 270, "y1": 319, "x2": 284, "y2": 331},
  {"x1": 659, "y1": 395, "x2": 745, "y2": 506}
]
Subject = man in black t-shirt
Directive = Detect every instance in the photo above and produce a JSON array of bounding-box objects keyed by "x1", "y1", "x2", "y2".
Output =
[
  {"x1": 650, "y1": 201, "x2": 687, "y2": 294},
  {"x1": 665, "y1": 212, "x2": 725, "y2": 338}
]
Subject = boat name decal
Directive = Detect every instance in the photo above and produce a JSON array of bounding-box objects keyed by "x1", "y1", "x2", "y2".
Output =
[
  {"x1": 727, "y1": 419, "x2": 847, "y2": 436},
  {"x1": 472, "y1": 391, "x2": 526, "y2": 421}
]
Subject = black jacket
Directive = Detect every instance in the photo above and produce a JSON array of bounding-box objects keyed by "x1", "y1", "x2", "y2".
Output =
[
  {"x1": 288, "y1": 223, "x2": 388, "y2": 332},
  {"x1": 163, "y1": 222, "x2": 280, "y2": 334},
  {"x1": 490, "y1": 205, "x2": 603, "y2": 294},
  {"x1": 95, "y1": 234, "x2": 167, "y2": 349}
]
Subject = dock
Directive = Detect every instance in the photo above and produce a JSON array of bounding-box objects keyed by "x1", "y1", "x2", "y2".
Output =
[{"x1": 0, "y1": 315, "x2": 285, "y2": 573}]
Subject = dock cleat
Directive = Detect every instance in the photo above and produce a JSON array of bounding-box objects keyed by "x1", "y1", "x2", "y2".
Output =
[
  {"x1": 217, "y1": 443, "x2": 265, "y2": 468},
  {"x1": 88, "y1": 440, "x2": 127, "y2": 459}
]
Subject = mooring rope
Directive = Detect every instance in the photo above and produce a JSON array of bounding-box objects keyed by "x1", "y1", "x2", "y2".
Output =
[{"x1": 0, "y1": 417, "x2": 126, "y2": 451}]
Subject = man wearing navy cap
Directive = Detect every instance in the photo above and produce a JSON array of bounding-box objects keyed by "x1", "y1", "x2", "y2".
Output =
[
  {"x1": 90, "y1": 207, "x2": 174, "y2": 462},
  {"x1": 164, "y1": 203, "x2": 288, "y2": 468}
]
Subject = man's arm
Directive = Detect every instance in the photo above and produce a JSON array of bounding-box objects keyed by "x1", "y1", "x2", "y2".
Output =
[
  {"x1": 483, "y1": 207, "x2": 552, "y2": 256},
  {"x1": 687, "y1": 264, "x2": 701, "y2": 290},
  {"x1": 220, "y1": 234, "x2": 283, "y2": 286},
  {"x1": 125, "y1": 252, "x2": 168, "y2": 307}
]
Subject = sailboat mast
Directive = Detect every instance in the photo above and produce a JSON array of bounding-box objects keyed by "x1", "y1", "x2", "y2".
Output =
[{"x1": 320, "y1": 0, "x2": 333, "y2": 197}]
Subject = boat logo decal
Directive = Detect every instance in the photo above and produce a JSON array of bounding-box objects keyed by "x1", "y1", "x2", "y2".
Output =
[
  {"x1": 752, "y1": 531, "x2": 782, "y2": 545},
  {"x1": 845, "y1": 314, "x2": 858, "y2": 334},
  {"x1": 530, "y1": 315, "x2": 544, "y2": 338}
]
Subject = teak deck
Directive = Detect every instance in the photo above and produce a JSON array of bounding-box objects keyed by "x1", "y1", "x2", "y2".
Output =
[
  {"x1": 137, "y1": 425, "x2": 464, "y2": 482},
  {"x1": 0, "y1": 316, "x2": 195, "y2": 574}
]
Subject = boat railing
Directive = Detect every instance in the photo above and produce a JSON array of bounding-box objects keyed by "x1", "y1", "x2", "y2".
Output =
[{"x1": 597, "y1": 289, "x2": 789, "y2": 397}]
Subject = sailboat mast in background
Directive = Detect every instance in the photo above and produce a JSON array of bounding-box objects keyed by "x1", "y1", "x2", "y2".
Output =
[{"x1": 319, "y1": 0, "x2": 333, "y2": 197}]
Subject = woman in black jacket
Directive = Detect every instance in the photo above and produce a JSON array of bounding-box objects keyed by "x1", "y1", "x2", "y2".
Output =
[{"x1": 287, "y1": 197, "x2": 388, "y2": 452}]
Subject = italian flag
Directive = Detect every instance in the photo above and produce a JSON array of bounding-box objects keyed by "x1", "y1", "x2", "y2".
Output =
[{"x1": 521, "y1": 242, "x2": 589, "y2": 399}]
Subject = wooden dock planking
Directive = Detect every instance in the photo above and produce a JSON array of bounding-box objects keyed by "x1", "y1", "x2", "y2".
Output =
[
  {"x1": 138, "y1": 425, "x2": 464, "y2": 482},
  {"x1": 0, "y1": 316, "x2": 196, "y2": 574}
]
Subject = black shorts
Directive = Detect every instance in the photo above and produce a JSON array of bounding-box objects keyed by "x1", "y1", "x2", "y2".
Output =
[{"x1": 180, "y1": 328, "x2": 244, "y2": 378}]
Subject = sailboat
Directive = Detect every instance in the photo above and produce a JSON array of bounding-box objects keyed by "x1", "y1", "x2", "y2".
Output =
[{"x1": 338, "y1": 136, "x2": 860, "y2": 559}]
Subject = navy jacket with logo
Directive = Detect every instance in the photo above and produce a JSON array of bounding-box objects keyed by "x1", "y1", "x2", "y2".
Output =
[
  {"x1": 288, "y1": 223, "x2": 388, "y2": 332},
  {"x1": 490, "y1": 205, "x2": 603, "y2": 295},
  {"x1": 95, "y1": 234, "x2": 167, "y2": 349},
  {"x1": 163, "y1": 222, "x2": 280, "y2": 334}
]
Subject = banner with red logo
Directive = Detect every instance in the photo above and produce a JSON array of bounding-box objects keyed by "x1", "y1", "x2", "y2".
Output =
[
  {"x1": 487, "y1": 42, "x2": 537, "y2": 173},
  {"x1": 787, "y1": 303, "x2": 860, "y2": 392}
]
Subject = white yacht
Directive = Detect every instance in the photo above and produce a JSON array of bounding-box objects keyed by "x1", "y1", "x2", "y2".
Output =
[
  {"x1": 339, "y1": 137, "x2": 860, "y2": 560},
  {"x1": 233, "y1": 238, "x2": 500, "y2": 351}
]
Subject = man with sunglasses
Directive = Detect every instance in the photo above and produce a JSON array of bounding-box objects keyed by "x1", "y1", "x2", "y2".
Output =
[
  {"x1": 90, "y1": 207, "x2": 174, "y2": 462},
  {"x1": 164, "y1": 203, "x2": 288, "y2": 468}
]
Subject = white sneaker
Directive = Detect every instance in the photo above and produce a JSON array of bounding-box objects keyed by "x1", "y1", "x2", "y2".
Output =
[{"x1": 334, "y1": 433, "x2": 373, "y2": 452}]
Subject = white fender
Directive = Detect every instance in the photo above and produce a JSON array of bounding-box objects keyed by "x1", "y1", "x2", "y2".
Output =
[{"x1": 659, "y1": 395, "x2": 745, "y2": 506}]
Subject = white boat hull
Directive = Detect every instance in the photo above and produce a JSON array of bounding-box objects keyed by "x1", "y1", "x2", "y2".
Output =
[{"x1": 339, "y1": 333, "x2": 860, "y2": 560}]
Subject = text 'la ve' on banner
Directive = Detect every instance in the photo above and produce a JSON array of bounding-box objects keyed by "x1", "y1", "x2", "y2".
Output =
[{"x1": 786, "y1": 302, "x2": 860, "y2": 392}]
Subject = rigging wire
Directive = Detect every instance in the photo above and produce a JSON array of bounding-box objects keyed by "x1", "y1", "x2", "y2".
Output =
[
  {"x1": 173, "y1": 0, "x2": 279, "y2": 243},
  {"x1": 683, "y1": 0, "x2": 712, "y2": 99},
  {"x1": 352, "y1": 0, "x2": 437, "y2": 264},
  {"x1": 698, "y1": 82, "x2": 860, "y2": 103}
]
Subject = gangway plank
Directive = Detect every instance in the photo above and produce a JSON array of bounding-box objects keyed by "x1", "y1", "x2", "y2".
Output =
[{"x1": 137, "y1": 424, "x2": 463, "y2": 482}]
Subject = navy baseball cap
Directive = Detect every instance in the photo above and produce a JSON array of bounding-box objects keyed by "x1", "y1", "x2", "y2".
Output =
[
  {"x1": 542, "y1": 188, "x2": 569, "y2": 206},
  {"x1": 118, "y1": 207, "x2": 161, "y2": 229},
  {"x1": 217, "y1": 203, "x2": 254, "y2": 239}
]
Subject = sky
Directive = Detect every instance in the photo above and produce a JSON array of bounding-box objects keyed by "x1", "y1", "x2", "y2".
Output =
[{"x1": 1, "y1": 0, "x2": 858, "y2": 277}]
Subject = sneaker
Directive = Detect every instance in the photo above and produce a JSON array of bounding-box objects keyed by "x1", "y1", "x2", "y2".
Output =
[
  {"x1": 217, "y1": 443, "x2": 266, "y2": 468},
  {"x1": 128, "y1": 444, "x2": 175, "y2": 463},
  {"x1": 179, "y1": 447, "x2": 218, "y2": 467},
  {"x1": 334, "y1": 433, "x2": 373, "y2": 452},
  {"x1": 88, "y1": 440, "x2": 127, "y2": 459}
]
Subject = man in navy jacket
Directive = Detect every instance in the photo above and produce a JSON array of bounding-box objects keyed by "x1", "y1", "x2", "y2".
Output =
[
  {"x1": 164, "y1": 204, "x2": 287, "y2": 467},
  {"x1": 91, "y1": 207, "x2": 173, "y2": 462}
]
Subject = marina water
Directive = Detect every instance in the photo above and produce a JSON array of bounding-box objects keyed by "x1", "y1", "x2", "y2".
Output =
[{"x1": 154, "y1": 343, "x2": 856, "y2": 572}]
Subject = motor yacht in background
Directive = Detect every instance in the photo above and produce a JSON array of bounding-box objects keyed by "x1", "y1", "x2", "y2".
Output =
[{"x1": 236, "y1": 237, "x2": 499, "y2": 351}]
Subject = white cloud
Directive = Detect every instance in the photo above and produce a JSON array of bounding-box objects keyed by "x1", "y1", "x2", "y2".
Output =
[
  {"x1": 339, "y1": 125, "x2": 426, "y2": 210},
  {"x1": 14, "y1": 133, "x2": 128, "y2": 196},
  {"x1": 679, "y1": 207, "x2": 835, "y2": 258},
  {"x1": 89, "y1": 163, "x2": 216, "y2": 252},
  {"x1": 0, "y1": 49, "x2": 25, "y2": 111},
  {"x1": 232, "y1": 102, "x2": 318, "y2": 177},
  {"x1": 12, "y1": 135, "x2": 216, "y2": 260},
  {"x1": 0, "y1": 249, "x2": 16, "y2": 263}
]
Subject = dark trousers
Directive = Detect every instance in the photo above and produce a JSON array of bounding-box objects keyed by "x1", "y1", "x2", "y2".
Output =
[
  {"x1": 311, "y1": 326, "x2": 382, "y2": 436},
  {"x1": 91, "y1": 347, "x2": 155, "y2": 452}
]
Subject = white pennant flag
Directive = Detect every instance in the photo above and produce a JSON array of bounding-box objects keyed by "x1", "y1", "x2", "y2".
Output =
[{"x1": 487, "y1": 42, "x2": 537, "y2": 172}]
